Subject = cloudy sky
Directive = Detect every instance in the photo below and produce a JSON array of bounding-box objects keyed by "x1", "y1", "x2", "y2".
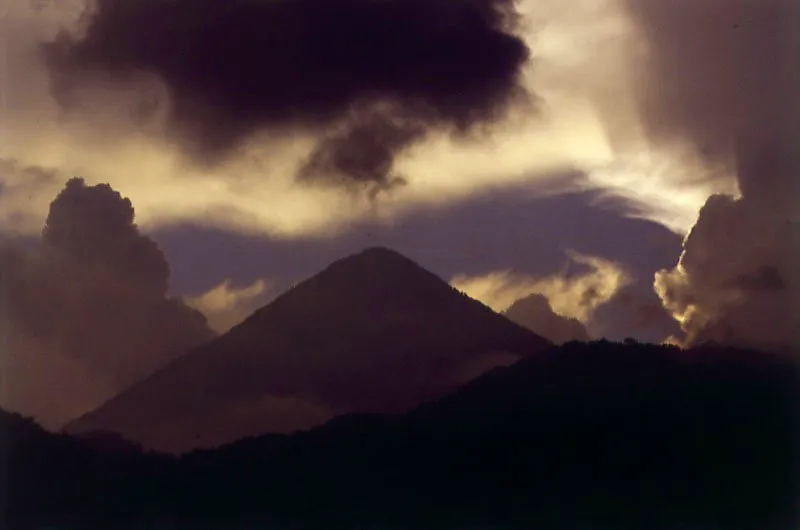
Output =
[{"x1": 1, "y1": 0, "x2": 797, "y2": 428}]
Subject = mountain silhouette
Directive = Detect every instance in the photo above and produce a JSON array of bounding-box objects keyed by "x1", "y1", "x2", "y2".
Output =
[
  {"x1": 7, "y1": 341, "x2": 798, "y2": 530},
  {"x1": 503, "y1": 292, "x2": 591, "y2": 344},
  {"x1": 65, "y1": 247, "x2": 551, "y2": 452}
]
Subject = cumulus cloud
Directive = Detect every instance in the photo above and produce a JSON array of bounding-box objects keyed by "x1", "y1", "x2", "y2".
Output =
[
  {"x1": 187, "y1": 279, "x2": 273, "y2": 334},
  {"x1": 2, "y1": 178, "x2": 214, "y2": 428},
  {"x1": 654, "y1": 196, "x2": 798, "y2": 353},
  {"x1": 42, "y1": 177, "x2": 170, "y2": 296},
  {"x1": 626, "y1": 0, "x2": 800, "y2": 351},
  {"x1": 451, "y1": 251, "x2": 631, "y2": 327}
]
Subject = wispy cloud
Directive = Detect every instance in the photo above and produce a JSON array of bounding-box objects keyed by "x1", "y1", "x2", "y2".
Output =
[{"x1": 187, "y1": 278, "x2": 273, "y2": 334}]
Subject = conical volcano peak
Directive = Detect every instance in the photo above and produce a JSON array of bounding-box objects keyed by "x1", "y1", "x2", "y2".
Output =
[
  {"x1": 356, "y1": 246, "x2": 408, "y2": 259},
  {"x1": 65, "y1": 246, "x2": 550, "y2": 452},
  {"x1": 288, "y1": 246, "x2": 450, "y2": 306},
  {"x1": 326, "y1": 246, "x2": 426, "y2": 277}
]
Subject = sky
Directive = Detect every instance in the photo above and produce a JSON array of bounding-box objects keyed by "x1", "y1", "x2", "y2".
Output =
[{"x1": 1, "y1": 0, "x2": 797, "y2": 428}]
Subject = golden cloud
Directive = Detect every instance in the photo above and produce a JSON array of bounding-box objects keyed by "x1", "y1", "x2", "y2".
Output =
[
  {"x1": 187, "y1": 279, "x2": 273, "y2": 334},
  {"x1": 451, "y1": 251, "x2": 631, "y2": 323}
]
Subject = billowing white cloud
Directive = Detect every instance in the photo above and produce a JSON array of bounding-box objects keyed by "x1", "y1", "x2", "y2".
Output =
[
  {"x1": 654, "y1": 195, "x2": 798, "y2": 353},
  {"x1": 631, "y1": 0, "x2": 799, "y2": 352}
]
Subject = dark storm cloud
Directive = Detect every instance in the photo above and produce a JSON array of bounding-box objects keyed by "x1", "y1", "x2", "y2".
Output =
[
  {"x1": 43, "y1": 0, "x2": 530, "y2": 188},
  {"x1": 297, "y1": 107, "x2": 420, "y2": 193}
]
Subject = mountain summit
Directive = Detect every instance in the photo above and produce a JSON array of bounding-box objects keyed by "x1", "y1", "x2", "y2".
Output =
[
  {"x1": 66, "y1": 247, "x2": 550, "y2": 452},
  {"x1": 504, "y1": 293, "x2": 591, "y2": 344}
]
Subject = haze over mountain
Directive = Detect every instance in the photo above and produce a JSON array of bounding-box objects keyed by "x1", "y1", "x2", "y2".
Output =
[
  {"x1": 7, "y1": 341, "x2": 798, "y2": 530},
  {"x1": 66, "y1": 247, "x2": 551, "y2": 452}
]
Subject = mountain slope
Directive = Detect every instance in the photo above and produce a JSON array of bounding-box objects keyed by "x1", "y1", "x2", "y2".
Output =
[
  {"x1": 12, "y1": 341, "x2": 797, "y2": 529},
  {"x1": 65, "y1": 247, "x2": 550, "y2": 452},
  {"x1": 503, "y1": 292, "x2": 591, "y2": 344},
  {"x1": 172, "y1": 341, "x2": 799, "y2": 530}
]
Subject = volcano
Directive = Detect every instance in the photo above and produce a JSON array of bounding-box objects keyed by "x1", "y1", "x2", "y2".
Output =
[{"x1": 65, "y1": 247, "x2": 550, "y2": 452}]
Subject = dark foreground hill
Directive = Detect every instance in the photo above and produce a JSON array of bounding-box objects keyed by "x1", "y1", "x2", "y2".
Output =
[
  {"x1": 65, "y1": 247, "x2": 550, "y2": 453},
  {"x1": 5, "y1": 341, "x2": 799, "y2": 530}
]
